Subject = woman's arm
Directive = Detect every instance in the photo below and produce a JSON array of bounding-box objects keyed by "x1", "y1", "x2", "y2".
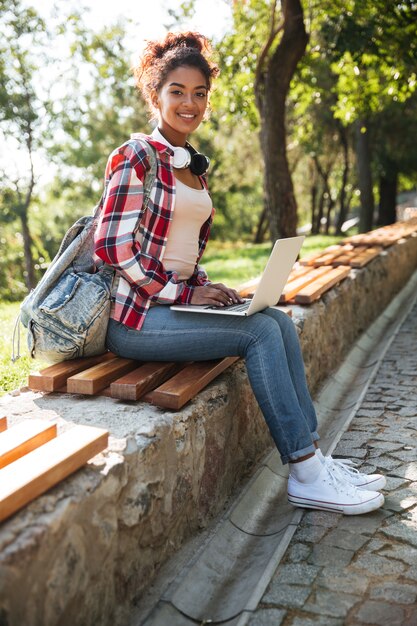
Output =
[{"x1": 94, "y1": 149, "x2": 194, "y2": 304}]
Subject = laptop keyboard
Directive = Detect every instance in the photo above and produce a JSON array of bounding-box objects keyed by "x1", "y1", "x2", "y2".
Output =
[{"x1": 205, "y1": 301, "x2": 251, "y2": 312}]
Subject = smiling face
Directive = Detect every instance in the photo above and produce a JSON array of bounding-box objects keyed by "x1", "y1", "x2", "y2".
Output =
[{"x1": 152, "y1": 65, "x2": 209, "y2": 146}]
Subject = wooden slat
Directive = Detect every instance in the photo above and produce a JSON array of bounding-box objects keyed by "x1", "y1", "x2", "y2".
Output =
[
  {"x1": 0, "y1": 417, "x2": 6, "y2": 433},
  {"x1": 67, "y1": 357, "x2": 139, "y2": 395},
  {"x1": 29, "y1": 352, "x2": 115, "y2": 392},
  {"x1": 348, "y1": 246, "x2": 383, "y2": 268},
  {"x1": 237, "y1": 277, "x2": 260, "y2": 298},
  {"x1": 146, "y1": 356, "x2": 240, "y2": 410},
  {"x1": 279, "y1": 266, "x2": 332, "y2": 303},
  {"x1": 0, "y1": 420, "x2": 57, "y2": 469},
  {"x1": 110, "y1": 362, "x2": 186, "y2": 401},
  {"x1": 295, "y1": 266, "x2": 350, "y2": 304},
  {"x1": 0, "y1": 425, "x2": 108, "y2": 523},
  {"x1": 299, "y1": 245, "x2": 342, "y2": 266}
]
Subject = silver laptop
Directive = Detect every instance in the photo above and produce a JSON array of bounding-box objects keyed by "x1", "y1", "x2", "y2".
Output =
[{"x1": 170, "y1": 236, "x2": 304, "y2": 316}]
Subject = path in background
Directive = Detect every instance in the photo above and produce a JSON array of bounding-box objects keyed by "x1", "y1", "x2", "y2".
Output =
[{"x1": 250, "y1": 301, "x2": 417, "y2": 626}]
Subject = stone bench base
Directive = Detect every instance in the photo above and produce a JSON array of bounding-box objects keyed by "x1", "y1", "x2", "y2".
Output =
[{"x1": 1, "y1": 235, "x2": 417, "y2": 626}]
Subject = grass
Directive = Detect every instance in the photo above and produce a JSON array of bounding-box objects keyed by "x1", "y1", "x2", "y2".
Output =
[{"x1": 0, "y1": 234, "x2": 346, "y2": 396}]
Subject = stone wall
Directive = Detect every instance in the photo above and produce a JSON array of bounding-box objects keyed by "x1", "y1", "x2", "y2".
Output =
[{"x1": 1, "y1": 234, "x2": 417, "y2": 626}]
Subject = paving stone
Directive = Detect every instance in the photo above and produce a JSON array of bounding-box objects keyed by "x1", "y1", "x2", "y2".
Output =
[
  {"x1": 369, "y1": 581, "x2": 417, "y2": 604},
  {"x1": 351, "y1": 553, "x2": 407, "y2": 576},
  {"x1": 337, "y1": 508, "x2": 391, "y2": 535},
  {"x1": 262, "y1": 583, "x2": 311, "y2": 608},
  {"x1": 384, "y1": 488, "x2": 417, "y2": 512},
  {"x1": 399, "y1": 407, "x2": 417, "y2": 417},
  {"x1": 389, "y1": 449, "x2": 417, "y2": 462},
  {"x1": 381, "y1": 520, "x2": 417, "y2": 549},
  {"x1": 390, "y1": 462, "x2": 417, "y2": 481},
  {"x1": 290, "y1": 617, "x2": 343, "y2": 626},
  {"x1": 384, "y1": 476, "x2": 410, "y2": 491},
  {"x1": 294, "y1": 525, "x2": 329, "y2": 543},
  {"x1": 248, "y1": 608, "x2": 286, "y2": 625},
  {"x1": 360, "y1": 401, "x2": 386, "y2": 409},
  {"x1": 370, "y1": 456, "x2": 402, "y2": 471},
  {"x1": 378, "y1": 543, "x2": 417, "y2": 565},
  {"x1": 303, "y1": 589, "x2": 360, "y2": 618},
  {"x1": 320, "y1": 528, "x2": 368, "y2": 551},
  {"x1": 308, "y1": 544, "x2": 354, "y2": 567},
  {"x1": 272, "y1": 563, "x2": 320, "y2": 586},
  {"x1": 315, "y1": 567, "x2": 369, "y2": 595},
  {"x1": 301, "y1": 511, "x2": 340, "y2": 528},
  {"x1": 332, "y1": 445, "x2": 367, "y2": 459},
  {"x1": 367, "y1": 441, "x2": 404, "y2": 453},
  {"x1": 356, "y1": 408, "x2": 385, "y2": 418},
  {"x1": 404, "y1": 566, "x2": 417, "y2": 582},
  {"x1": 286, "y1": 543, "x2": 311, "y2": 563},
  {"x1": 352, "y1": 600, "x2": 405, "y2": 625}
]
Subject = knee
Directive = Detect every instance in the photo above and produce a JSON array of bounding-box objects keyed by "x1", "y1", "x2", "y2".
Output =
[{"x1": 247, "y1": 313, "x2": 281, "y2": 345}]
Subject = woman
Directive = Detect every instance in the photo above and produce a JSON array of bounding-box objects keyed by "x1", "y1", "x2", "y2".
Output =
[{"x1": 94, "y1": 32, "x2": 385, "y2": 515}]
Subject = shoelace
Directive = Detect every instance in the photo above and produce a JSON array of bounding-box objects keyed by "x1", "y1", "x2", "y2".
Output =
[
  {"x1": 324, "y1": 456, "x2": 364, "y2": 480},
  {"x1": 322, "y1": 459, "x2": 360, "y2": 497}
]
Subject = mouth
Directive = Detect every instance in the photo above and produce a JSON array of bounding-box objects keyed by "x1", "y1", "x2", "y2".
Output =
[{"x1": 177, "y1": 113, "x2": 197, "y2": 121}]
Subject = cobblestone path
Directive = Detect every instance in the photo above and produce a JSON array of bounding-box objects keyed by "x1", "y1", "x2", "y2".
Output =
[{"x1": 250, "y1": 301, "x2": 417, "y2": 626}]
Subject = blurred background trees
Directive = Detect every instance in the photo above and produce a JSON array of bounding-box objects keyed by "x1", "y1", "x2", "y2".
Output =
[{"x1": 1, "y1": 0, "x2": 416, "y2": 301}]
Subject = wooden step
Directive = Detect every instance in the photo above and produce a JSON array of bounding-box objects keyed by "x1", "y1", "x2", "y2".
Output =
[
  {"x1": 145, "y1": 357, "x2": 240, "y2": 410},
  {"x1": 294, "y1": 266, "x2": 351, "y2": 304},
  {"x1": 29, "y1": 352, "x2": 115, "y2": 392},
  {"x1": 0, "y1": 420, "x2": 57, "y2": 469},
  {"x1": 0, "y1": 424, "x2": 108, "y2": 523},
  {"x1": 0, "y1": 416, "x2": 7, "y2": 433},
  {"x1": 67, "y1": 357, "x2": 139, "y2": 395},
  {"x1": 110, "y1": 362, "x2": 186, "y2": 401}
]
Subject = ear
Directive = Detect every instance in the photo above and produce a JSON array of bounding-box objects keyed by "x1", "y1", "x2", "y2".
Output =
[{"x1": 150, "y1": 89, "x2": 160, "y2": 110}]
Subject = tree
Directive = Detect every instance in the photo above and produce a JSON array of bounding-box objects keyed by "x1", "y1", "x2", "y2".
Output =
[
  {"x1": 217, "y1": 0, "x2": 308, "y2": 241},
  {"x1": 0, "y1": 0, "x2": 52, "y2": 290},
  {"x1": 321, "y1": 0, "x2": 417, "y2": 230}
]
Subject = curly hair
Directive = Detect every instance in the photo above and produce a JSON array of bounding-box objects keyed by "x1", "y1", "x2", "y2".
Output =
[{"x1": 133, "y1": 31, "x2": 219, "y2": 116}]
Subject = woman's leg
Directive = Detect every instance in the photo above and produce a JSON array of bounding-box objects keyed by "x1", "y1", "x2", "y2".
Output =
[
  {"x1": 260, "y1": 308, "x2": 318, "y2": 440},
  {"x1": 106, "y1": 307, "x2": 316, "y2": 464}
]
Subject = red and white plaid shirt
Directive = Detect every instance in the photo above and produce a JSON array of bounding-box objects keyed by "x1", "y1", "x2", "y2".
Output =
[{"x1": 94, "y1": 134, "x2": 214, "y2": 331}]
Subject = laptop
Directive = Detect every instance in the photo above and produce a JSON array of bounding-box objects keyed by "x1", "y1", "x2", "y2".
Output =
[{"x1": 170, "y1": 235, "x2": 304, "y2": 316}]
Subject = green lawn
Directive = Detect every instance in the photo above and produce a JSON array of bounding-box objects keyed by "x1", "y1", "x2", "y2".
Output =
[{"x1": 0, "y1": 235, "x2": 346, "y2": 396}]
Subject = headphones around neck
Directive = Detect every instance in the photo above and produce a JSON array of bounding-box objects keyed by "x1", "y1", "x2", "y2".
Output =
[{"x1": 172, "y1": 143, "x2": 210, "y2": 176}]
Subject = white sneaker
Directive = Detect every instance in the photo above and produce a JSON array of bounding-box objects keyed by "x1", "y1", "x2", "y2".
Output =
[
  {"x1": 324, "y1": 456, "x2": 386, "y2": 491},
  {"x1": 288, "y1": 462, "x2": 384, "y2": 515}
]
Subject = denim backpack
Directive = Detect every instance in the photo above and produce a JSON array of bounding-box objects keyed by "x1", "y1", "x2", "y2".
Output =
[{"x1": 17, "y1": 141, "x2": 157, "y2": 364}]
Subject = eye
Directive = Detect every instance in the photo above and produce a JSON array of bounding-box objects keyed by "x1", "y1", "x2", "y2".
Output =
[
  {"x1": 171, "y1": 89, "x2": 183, "y2": 96},
  {"x1": 195, "y1": 91, "x2": 208, "y2": 98}
]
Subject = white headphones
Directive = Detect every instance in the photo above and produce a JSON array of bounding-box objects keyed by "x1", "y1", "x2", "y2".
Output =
[{"x1": 151, "y1": 127, "x2": 210, "y2": 175}]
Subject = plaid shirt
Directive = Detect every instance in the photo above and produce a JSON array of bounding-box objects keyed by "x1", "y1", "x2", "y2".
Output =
[{"x1": 94, "y1": 134, "x2": 214, "y2": 330}]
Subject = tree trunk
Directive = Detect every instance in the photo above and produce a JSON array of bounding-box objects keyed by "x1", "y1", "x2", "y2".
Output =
[
  {"x1": 378, "y1": 170, "x2": 398, "y2": 226},
  {"x1": 355, "y1": 119, "x2": 374, "y2": 233},
  {"x1": 20, "y1": 211, "x2": 36, "y2": 290},
  {"x1": 255, "y1": 0, "x2": 308, "y2": 241},
  {"x1": 254, "y1": 204, "x2": 269, "y2": 243},
  {"x1": 336, "y1": 125, "x2": 350, "y2": 234}
]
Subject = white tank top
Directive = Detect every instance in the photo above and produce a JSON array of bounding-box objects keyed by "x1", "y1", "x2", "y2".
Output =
[{"x1": 163, "y1": 177, "x2": 212, "y2": 280}]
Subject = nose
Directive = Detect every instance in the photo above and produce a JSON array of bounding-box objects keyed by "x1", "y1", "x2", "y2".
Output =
[{"x1": 182, "y1": 92, "x2": 194, "y2": 105}]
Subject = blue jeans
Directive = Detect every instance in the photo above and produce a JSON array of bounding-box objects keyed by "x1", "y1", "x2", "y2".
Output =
[{"x1": 106, "y1": 307, "x2": 319, "y2": 464}]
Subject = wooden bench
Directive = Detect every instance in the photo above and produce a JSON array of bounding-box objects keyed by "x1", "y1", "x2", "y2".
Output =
[
  {"x1": 28, "y1": 354, "x2": 241, "y2": 410},
  {"x1": 0, "y1": 416, "x2": 108, "y2": 523}
]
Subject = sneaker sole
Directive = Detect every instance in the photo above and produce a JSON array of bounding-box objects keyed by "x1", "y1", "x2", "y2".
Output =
[
  {"x1": 288, "y1": 491, "x2": 384, "y2": 515},
  {"x1": 356, "y1": 476, "x2": 386, "y2": 491}
]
